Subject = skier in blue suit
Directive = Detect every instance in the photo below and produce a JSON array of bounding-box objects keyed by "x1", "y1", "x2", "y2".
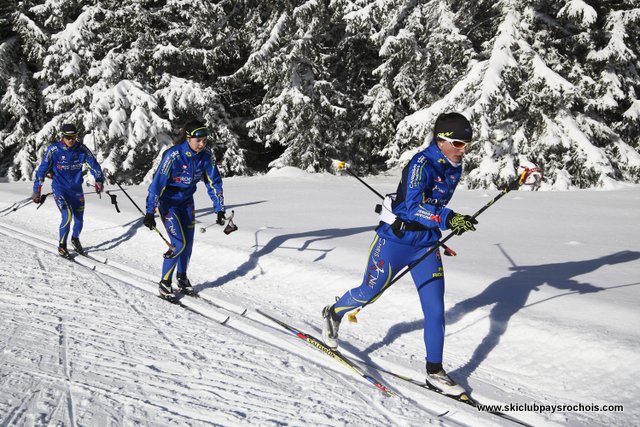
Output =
[
  {"x1": 144, "y1": 120, "x2": 226, "y2": 300},
  {"x1": 321, "y1": 113, "x2": 478, "y2": 396},
  {"x1": 32, "y1": 123, "x2": 104, "y2": 257}
]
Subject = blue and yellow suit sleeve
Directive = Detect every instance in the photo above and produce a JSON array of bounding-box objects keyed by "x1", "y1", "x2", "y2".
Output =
[
  {"x1": 146, "y1": 150, "x2": 178, "y2": 214},
  {"x1": 203, "y1": 151, "x2": 225, "y2": 213},
  {"x1": 33, "y1": 145, "x2": 57, "y2": 193},
  {"x1": 81, "y1": 145, "x2": 104, "y2": 183}
]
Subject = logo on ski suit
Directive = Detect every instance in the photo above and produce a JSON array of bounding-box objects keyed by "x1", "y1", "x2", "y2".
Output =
[{"x1": 366, "y1": 238, "x2": 386, "y2": 288}]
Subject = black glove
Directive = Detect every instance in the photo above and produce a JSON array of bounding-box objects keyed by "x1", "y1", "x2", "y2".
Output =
[
  {"x1": 143, "y1": 212, "x2": 156, "y2": 230},
  {"x1": 32, "y1": 191, "x2": 41, "y2": 204},
  {"x1": 446, "y1": 212, "x2": 478, "y2": 236},
  {"x1": 216, "y1": 211, "x2": 226, "y2": 225}
]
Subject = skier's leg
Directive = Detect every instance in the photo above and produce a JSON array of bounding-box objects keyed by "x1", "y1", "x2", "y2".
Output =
[
  {"x1": 410, "y1": 248, "x2": 465, "y2": 396},
  {"x1": 70, "y1": 192, "x2": 85, "y2": 239},
  {"x1": 176, "y1": 205, "x2": 196, "y2": 294},
  {"x1": 177, "y1": 204, "x2": 195, "y2": 277},
  {"x1": 410, "y1": 248, "x2": 445, "y2": 366},
  {"x1": 333, "y1": 234, "x2": 412, "y2": 316},
  {"x1": 159, "y1": 205, "x2": 188, "y2": 284},
  {"x1": 54, "y1": 193, "x2": 72, "y2": 248},
  {"x1": 322, "y1": 232, "x2": 414, "y2": 348}
]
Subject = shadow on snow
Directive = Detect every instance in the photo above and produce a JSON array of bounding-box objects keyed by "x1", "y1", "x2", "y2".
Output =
[
  {"x1": 354, "y1": 249, "x2": 640, "y2": 390},
  {"x1": 195, "y1": 225, "x2": 374, "y2": 292}
]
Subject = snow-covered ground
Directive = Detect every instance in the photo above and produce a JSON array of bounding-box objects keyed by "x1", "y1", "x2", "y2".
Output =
[{"x1": 1, "y1": 168, "x2": 638, "y2": 426}]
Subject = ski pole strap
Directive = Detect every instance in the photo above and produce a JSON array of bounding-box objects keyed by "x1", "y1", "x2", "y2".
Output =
[
  {"x1": 36, "y1": 192, "x2": 52, "y2": 210},
  {"x1": 106, "y1": 191, "x2": 120, "y2": 213}
]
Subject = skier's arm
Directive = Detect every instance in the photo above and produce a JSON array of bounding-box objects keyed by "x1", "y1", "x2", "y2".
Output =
[
  {"x1": 33, "y1": 145, "x2": 56, "y2": 193},
  {"x1": 402, "y1": 159, "x2": 451, "y2": 230},
  {"x1": 203, "y1": 153, "x2": 224, "y2": 213},
  {"x1": 82, "y1": 146, "x2": 104, "y2": 183},
  {"x1": 146, "y1": 151, "x2": 177, "y2": 213}
]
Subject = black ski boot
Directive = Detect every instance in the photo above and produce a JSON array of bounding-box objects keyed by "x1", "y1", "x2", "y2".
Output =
[
  {"x1": 71, "y1": 237, "x2": 84, "y2": 254},
  {"x1": 58, "y1": 244, "x2": 70, "y2": 258},
  {"x1": 177, "y1": 273, "x2": 196, "y2": 296},
  {"x1": 159, "y1": 280, "x2": 176, "y2": 302}
]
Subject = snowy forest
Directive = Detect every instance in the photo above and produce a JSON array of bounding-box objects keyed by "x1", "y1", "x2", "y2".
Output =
[{"x1": 0, "y1": 0, "x2": 638, "y2": 189}]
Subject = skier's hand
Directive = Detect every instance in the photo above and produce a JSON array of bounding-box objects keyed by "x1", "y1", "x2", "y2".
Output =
[
  {"x1": 95, "y1": 182, "x2": 103, "y2": 194},
  {"x1": 216, "y1": 211, "x2": 226, "y2": 225},
  {"x1": 446, "y1": 212, "x2": 477, "y2": 236},
  {"x1": 143, "y1": 213, "x2": 156, "y2": 230},
  {"x1": 32, "y1": 191, "x2": 41, "y2": 204}
]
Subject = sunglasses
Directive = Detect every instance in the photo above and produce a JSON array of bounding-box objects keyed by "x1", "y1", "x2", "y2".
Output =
[
  {"x1": 438, "y1": 135, "x2": 471, "y2": 149},
  {"x1": 62, "y1": 134, "x2": 77, "y2": 140},
  {"x1": 186, "y1": 127, "x2": 211, "y2": 138}
]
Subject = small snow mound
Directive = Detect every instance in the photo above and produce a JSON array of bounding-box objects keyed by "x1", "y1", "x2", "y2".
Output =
[{"x1": 266, "y1": 166, "x2": 312, "y2": 178}]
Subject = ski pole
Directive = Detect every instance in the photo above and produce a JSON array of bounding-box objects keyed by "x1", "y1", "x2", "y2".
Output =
[
  {"x1": 110, "y1": 175, "x2": 175, "y2": 252},
  {"x1": 85, "y1": 182, "x2": 119, "y2": 212},
  {"x1": 199, "y1": 210, "x2": 238, "y2": 234},
  {"x1": 336, "y1": 161, "x2": 457, "y2": 256},
  {"x1": 347, "y1": 166, "x2": 543, "y2": 323},
  {"x1": 337, "y1": 161, "x2": 385, "y2": 199},
  {"x1": 0, "y1": 196, "x2": 32, "y2": 216}
]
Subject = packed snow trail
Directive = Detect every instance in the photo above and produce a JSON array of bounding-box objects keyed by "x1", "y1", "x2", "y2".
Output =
[
  {"x1": 1, "y1": 177, "x2": 639, "y2": 426},
  {"x1": 0, "y1": 223, "x2": 495, "y2": 426}
]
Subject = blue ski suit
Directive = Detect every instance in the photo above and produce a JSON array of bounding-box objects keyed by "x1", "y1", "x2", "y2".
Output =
[
  {"x1": 334, "y1": 142, "x2": 461, "y2": 365},
  {"x1": 33, "y1": 141, "x2": 104, "y2": 246},
  {"x1": 146, "y1": 141, "x2": 224, "y2": 283}
]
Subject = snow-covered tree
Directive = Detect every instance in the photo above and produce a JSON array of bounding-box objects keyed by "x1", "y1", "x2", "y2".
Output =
[
  {"x1": 0, "y1": 0, "x2": 638, "y2": 188},
  {"x1": 242, "y1": 2, "x2": 350, "y2": 172}
]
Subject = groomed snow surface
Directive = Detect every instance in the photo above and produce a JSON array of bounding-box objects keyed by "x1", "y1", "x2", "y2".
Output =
[{"x1": 1, "y1": 169, "x2": 638, "y2": 426}]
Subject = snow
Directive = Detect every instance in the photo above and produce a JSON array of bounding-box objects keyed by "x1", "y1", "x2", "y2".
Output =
[
  {"x1": 1, "y1": 171, "x2": 639, "y2": 426},
  {"x1": 558, "y1": 0, "x2": 598, "y2": 28}
]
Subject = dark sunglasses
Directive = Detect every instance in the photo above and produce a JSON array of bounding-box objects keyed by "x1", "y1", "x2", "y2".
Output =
[{"x1": 186, "y1": 127, "x2": 211, "y2": 138}]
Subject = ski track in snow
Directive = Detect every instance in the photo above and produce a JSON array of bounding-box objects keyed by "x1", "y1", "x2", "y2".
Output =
[
  {"x1": 1, "y1": 178, "x2": 639, "y2": 427},
  {"x1": 0, "y1": 231, "x2": 455, "y2": 427}
]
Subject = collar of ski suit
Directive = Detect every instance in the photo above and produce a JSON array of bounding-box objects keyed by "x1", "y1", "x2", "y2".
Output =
[
  {"x1": 57, "y1": 140, "x2": 82, "y2": 151},
  {"x1": 425, "y1": 142, "x2": 462, "y2": 171},
  {"x1": 180, "y1": 140, "x2": 208, "y2": 158}
]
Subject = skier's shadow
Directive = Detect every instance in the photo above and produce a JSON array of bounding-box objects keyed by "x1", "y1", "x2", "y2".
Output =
[
  {"x1": 360, "y1": 250, "x2": 640, "y2": 389},
  {"x1": 196, "y1": 226, "x2": 374, "y2": 291},
  {"x1": 85, "y1": 200, "x2": 267, "y2": 253},
  {"x1": 85, "y1": 217, "x2": 145, "y2": 252}
]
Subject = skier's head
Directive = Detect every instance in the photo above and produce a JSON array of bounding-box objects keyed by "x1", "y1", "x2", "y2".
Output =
[
  {"x1": 59, "y1": 123, "x2": 78, "y2": 148},
  {"x1": 433, "y1": 113, "x2": 472, "y2": 164},
  {"x1": 184, "y1": 120, "x2": 210, "y2": 153}
]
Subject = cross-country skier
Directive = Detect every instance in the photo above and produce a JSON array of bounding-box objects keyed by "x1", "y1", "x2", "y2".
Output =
[
  {"x1": 32, "y1": 123, "x2": 104, "y2": 257},
  {"x1": 321, "y1": 112, "x2": 478, "y2": 396},
  {"x1": 144, "y1": 120, "x2": 226, "y2": 300}
]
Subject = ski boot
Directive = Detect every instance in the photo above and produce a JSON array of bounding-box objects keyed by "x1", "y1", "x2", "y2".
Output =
[
  {"x1": 177, "y1": 274, "x2": 196, "y2": 296},
  {"x1": 321, "y1": 305, "x2": 341, "y2": 349},
  {"x1": 71, "y1": 237, "x2": 84, "y2": 255},
  {"x1": 425, "y1": 364, "x2": 466, "y2": 397},
  {"x1": 158, "y1": 280, "x2": 176, "y2": 302},
  {"x1": 58, "y1": 244, "x2": 70, "y2": 258}
]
